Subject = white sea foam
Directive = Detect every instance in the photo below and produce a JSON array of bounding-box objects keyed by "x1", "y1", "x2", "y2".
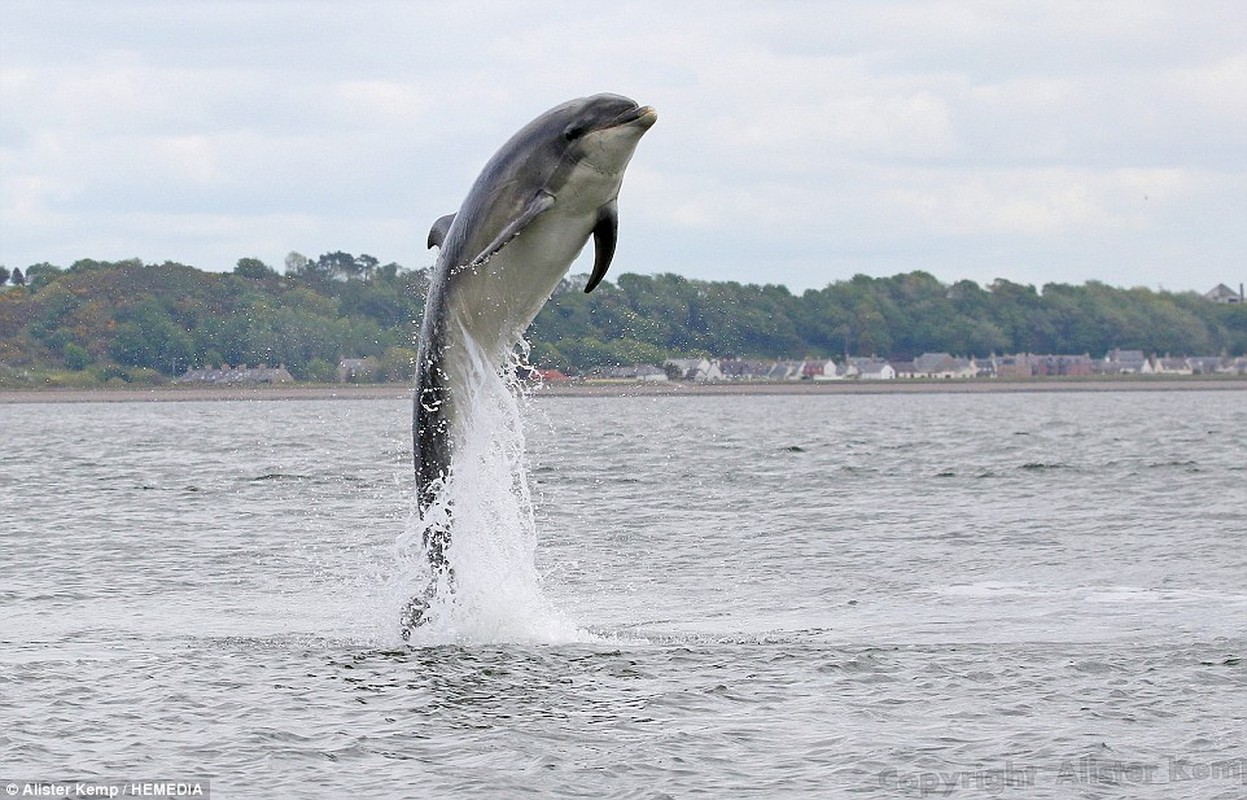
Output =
[{"x1": 393, "y1": 333, "x2": 579, "y2": 645}]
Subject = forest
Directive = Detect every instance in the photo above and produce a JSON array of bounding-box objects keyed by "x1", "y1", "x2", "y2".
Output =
[{"x1": 1, "y1": 254, "x2": 1244, "y2": 386}]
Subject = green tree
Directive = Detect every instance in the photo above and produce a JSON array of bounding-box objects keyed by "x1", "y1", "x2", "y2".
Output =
[
  {"x1": 63, "y1": 342, "x2": 92, "y2": 371},
  {"x1": 284, "y1": 251, "x2": 309, "y2": 275},
  {"x1": 356, "y1": 253, "x2": 379, "y2": 280},
  {"x1": 299, "y1": 357, "x2": 337, "y2": 383},
  {"x1": 107, "y1": 299, "x2": 194, "y2": 374},
  {"x1": 234, "y1": 257, "x2": 276, "y2": 280},
  {"x1": 316, "y1": 251, "x2": 359, "y2": 281},
  {"x1": 529, "y1": 341, "x2": 570, "y2": 372},
  {"x1": 379, "y1": 346, "x2": 418, "y2": 381},
  {"x1": 987, "y1": 279, "x2": 1052, "y2": 353},
  {"x1": 22, "y1": 263, "x2": 63, "y2": 291}
]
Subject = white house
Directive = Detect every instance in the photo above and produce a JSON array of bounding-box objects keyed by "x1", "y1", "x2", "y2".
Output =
[
  {"x1": 845, "y1": 357, "x2": 896, "y2": 380},
  {"x1": 765, "y1": 360, "x2": 806, "y2": 380},
  {"x1": 600, "y1": 364, "x2": 669, "y2": 381},
  {"x1": 717, "y1": 359, "x2": 773, "y2": 380},
  {"x1": 813, "y1": 360, "x2": 847, "y2": 381},
  {"x1": 912, "y1": 352, "x2": 977, "y2": 379},
  {"x1": 861, "y1": 362, "x2": 895, "y2": 380},
  {"x1": 1204, "y1": 284, "x2": 1243, "y2": 304},
  {"x1": 664, "y1": 358, "x2": 723, "y2": 381},
  {"x1": 1154, "y1": 357, "x2": 1193, "y2": 376},
  {"x1": 178, "y1": 364, "x2": 295, "y2": 385},
  {"x1": 1103, "y1": 349, "x2": 1154, "y2": 374}
]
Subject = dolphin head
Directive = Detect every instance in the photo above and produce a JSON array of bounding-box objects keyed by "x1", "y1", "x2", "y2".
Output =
[
  {"x1": 431, "y1": 94, "x2": 656, "y2": 290},
  {"x1": 557, "y1": 93, "x2": 658, "y2": 175}
]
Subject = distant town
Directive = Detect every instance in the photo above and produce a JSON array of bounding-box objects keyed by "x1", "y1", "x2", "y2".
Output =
[
  {"x1": 169, "y1": 347, "x2": 1247, "y2": 388},
  {"x1": 573, "y1": 349, "x2": 1247, "y2": 384}
]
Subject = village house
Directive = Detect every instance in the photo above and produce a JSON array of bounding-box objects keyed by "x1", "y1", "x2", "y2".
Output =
[
  {"x1": 765, "y1": 360, "x2": 806, "y2": 381},
  {"x1": 1033, "y1": 354, "x2": 1095, "y2": 377},
  {"x1": 1187, "y1": 356, "x2": 1222, "y2": 375},
  {"x1": 664, "y1": 358, "x2": 723, "y2": 382},
  {"x1": 858, "y1": 361, "x2": 897, "y2": 380},
  {"x1": 911, "y1": 352, "x2": 977, "y2": 379},
  {"x1": 812, "y1": 360, "x2": 848, "y2": 381},
  {"x1": 1099, "y1": 349, "x2": 1154, "y2": 374},
  {"x1": 889, "y1": 360, "x2": 917, "y2": 379},
  {"x1": 995, "y1": 353, "x2": 1034, "y2": 378},
  {"x1": 717, "y1": 359, "x2": 774, "y2": 380},
  {"x1": 595, "y1": 364, "x2": 669, "y2": 382},
  {"x1": 337, "y1": 357, "x2": 378, "y2": 382},
  {"x1": 1204, "y1": 283, "x2": 1244, "y2": 304},
  {"x1": 990, "y1": 353, "x2": 1094, "y2": 377},
  {"x1": 656, "y1": 348, "x2": 1241, "y2": 384},
  {"x1": 800, "y1": 359, "x2": 847, "y2": 380},
  {"x1": 1154, "y1": 357, "x2": 1194, "y2": 376},
  {"x1": 1187, "y1": 356, "x2": 1232, "y2": 375},
  {"x1": 845, "y1": 357, "x2": 896, "y2": 380},
  {"x1": 177, "y1": 364, "x2": 295, "y2": 385},
  {"x1": 516, "y1": 366, "x2": 571, "y2": 383}
]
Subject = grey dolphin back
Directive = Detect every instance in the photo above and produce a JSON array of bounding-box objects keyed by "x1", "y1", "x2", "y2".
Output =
[{"x1": 412, "y1": 274, "x2": 452, "y2": 515}]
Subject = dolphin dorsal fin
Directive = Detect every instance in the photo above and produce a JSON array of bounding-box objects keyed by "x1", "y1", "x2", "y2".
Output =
[
  {"x1": 468, "y1": 191, "x2": 556, "y2": 268},
  {"x1": 427, "y1": 214, "x2": 456, "y2": 249},
  {"x1": 584, "y1": 200, "x2": 618, "y2": 293}
]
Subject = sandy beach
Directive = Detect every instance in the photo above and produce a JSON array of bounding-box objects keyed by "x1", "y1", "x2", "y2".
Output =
[{"x1": 2, "y1": 376, "x2": 1244, "y2": 404}]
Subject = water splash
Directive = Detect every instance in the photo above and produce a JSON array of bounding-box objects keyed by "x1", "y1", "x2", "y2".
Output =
[{"x1": 393, "y1": 335, "x2": 578, "y2": 646}]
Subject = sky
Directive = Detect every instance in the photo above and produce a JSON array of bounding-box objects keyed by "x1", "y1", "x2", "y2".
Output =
[{"x1": 2, "y1": 0, "x2": 1244, "y2": 294}]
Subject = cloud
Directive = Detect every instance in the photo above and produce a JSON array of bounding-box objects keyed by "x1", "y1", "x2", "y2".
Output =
[
  {"x1": 1, "y1": 0, "x2": 1244, "y2": 294},
  {"x1": 881, "y1": 167, "x2": 1194, "y2": 236}
]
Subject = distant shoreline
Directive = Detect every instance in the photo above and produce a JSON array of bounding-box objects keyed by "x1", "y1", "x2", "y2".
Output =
[{"x1": 2, "y1": 376, "x2": 1244, "y2": 404}]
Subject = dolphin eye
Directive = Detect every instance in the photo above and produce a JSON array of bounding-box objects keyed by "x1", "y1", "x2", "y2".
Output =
[{"x1": 564, "y1": 122, "x2": 588, "y2": 141}]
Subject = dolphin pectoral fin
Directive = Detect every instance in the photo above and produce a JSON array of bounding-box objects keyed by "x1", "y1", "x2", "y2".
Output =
[
  {"x1": 468, "y1": 191, "x2": 556, "y2": 268},
  {"x1": 427, "y1": 214, "x2": 456, "y2": 249},
  {"x1": 584, "y1": 200, "x2": 618, "y2": 293}
]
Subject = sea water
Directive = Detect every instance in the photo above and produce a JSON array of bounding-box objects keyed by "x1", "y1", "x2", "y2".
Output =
[{"x1": 1, "y1": 388, "x2": 1244, "y2": 798}]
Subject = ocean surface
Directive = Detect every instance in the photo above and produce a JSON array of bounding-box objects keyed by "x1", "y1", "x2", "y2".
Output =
[{"x1": 1, "y1": 388, "x2": 1244, "y2": 798}]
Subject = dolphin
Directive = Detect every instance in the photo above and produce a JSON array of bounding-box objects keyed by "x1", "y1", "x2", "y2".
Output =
[{"x1": 403, "y1": 94, "x2": 657, "y2": 634}]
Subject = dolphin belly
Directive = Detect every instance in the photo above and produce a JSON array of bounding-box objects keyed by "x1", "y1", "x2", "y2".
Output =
[{"x1": 447, "y1": 211, "x2": 599, "y2": 360}]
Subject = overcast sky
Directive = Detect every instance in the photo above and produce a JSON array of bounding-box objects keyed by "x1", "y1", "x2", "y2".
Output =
[{"x1": 2, "y1": 1, "x2": 1244, "y2": 293}]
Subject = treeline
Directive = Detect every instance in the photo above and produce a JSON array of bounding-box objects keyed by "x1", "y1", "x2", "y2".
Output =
[
  {"x1": 0, "y1": 256, "x2": 428, "y2": 385},
  {"x1": 530, "y1": 271, "x2": 1246, "y2": 371},
  {"x1": 1, "y1": 255, "x2": 1244, "y2": 385}
]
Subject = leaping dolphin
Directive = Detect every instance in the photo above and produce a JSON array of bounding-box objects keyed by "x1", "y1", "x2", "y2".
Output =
[{"x1": 403, "y1": 94, "x2": 657, "y2": 634}]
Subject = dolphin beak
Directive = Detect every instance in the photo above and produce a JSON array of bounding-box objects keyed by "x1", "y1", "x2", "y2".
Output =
[
  {"x1": 610, "y1": 104, "x2": 657, "y2": 132},
  {"x1": 632, "y1": 105, "x2": 658, "y2": 130}
]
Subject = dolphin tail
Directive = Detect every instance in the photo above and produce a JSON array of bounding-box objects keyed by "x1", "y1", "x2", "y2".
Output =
[{"x1": 399, "y1": 517, "x2": 456, "y2": 640}]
